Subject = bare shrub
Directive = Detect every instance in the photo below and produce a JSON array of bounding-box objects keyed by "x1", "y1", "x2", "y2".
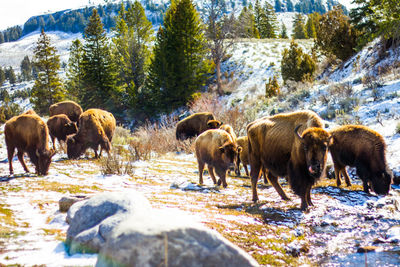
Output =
[{"x1": 99, "y1": 145, "x2": 135, "y2": 175}]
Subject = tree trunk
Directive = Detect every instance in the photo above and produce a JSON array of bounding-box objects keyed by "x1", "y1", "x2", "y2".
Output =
[{"x1": 216, "y1": 60, "x2": 223, "y2": 96}]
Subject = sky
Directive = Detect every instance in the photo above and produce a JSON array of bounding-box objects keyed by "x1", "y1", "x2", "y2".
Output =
[{"x1": 0, "y1": 0, "x2": 106, "y2": 31}]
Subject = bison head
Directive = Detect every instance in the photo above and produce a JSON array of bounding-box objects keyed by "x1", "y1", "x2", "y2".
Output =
[
  {"x1": 36, "y1": 149, "x2": 56, "y2": 175},
  {"x1": 219, "y1": 142, "x2": 242, "y2": 167},
  {"x1": 67, "y1": 136, "x2": 83, "y2": 159},
  {"x1": 370, "y1": 169, "x2": 392, "y2": 195},
  {"x1": 207, "y1": 120, "x2": 222, "y2": 129},
  {"x1": 295, "y1": 125, "x2": 332, "y2": 179}
]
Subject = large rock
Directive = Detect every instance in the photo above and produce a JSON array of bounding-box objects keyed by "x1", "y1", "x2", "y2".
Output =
[
  {"x1": 96, "y1": 209, "x2": 259, "y2": 267},
  {"x1": 66, "y1": 191, "x2": 151, "y2": 255}
]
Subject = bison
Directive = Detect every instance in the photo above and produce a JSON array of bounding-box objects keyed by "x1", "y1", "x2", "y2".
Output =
[
  {"x1": 67, "y1": 108, "x2": 116, "y2": 159},
  {"x1": 5, "y1": 114, "x2": 55, "y2": 175},
  {"x1": 49, "y1": 100, "x2": 83, "y2": 123},
  {"x1": 176, "y1": 112, "x2": 222, "y2": 140},
  {"x1": 47, "y1": 114, "x2": 78, "y2": 150},
  {"x1": 329, "y1": 125, "x2": 392, "y2": 195},
  {"x1": 219, "y1": 124, "x2": 237, "y2": 141},
  {"x1": 247, "y1": 110, "x2": 325, "y2": 209},
  {"x1": 195, "y1": 129, "x2": 241, "y2": 188}
]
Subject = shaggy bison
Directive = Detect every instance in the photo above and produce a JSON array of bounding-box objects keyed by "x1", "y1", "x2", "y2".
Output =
[
  {"x1": 195, "y1": 129, "x2": 241, "y2": 188},
  {"x1": 47, "y1": 114, "x2": 78, "y2": 150},
  {"x1": 247, "y1": 110, "x2": 326, "y2": 210},
  {"x1": 22, "y1": 109, "x2": 37, "y2": 115},
  {"x1": 5, "y1": 114, "x2": 55, "y2": 175},
  {"x1": 219, "y1": 124, "x2": 237, "y2": 141},
  {"x1": 176, "y1": 112, "x2": 222, "y2": 140},
  {"x1": 49, "y1": 100, "x2": 83, "y2": 122},
  {"x1": 329, "y1": 125, "x2": 392, "y2": 195},
  {"x1": 67, "y1": 109, "x2": 116, "y2": 159}
]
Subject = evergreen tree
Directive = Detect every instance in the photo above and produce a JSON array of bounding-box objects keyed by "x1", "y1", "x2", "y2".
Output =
[
  {"x1": 275, "y1": 0, "x2": 283, "y2": 12},
  {"x1": 112, "y1": 1, "x2": 154, "y2": 109},
  {"x1": 0, "y1": 32, "x2": 4, "y2": 44},
  {"x1": 285, "y1": 0, "x2": 294, "y2": 12},
  {"x1": 316, "y1": 6, "x2": 357, "y2": 60},
  {"x1": 254, "y1": 0, "x2": 265, "y2": 38},
  {"x1": 0, "y1": 67, "x2": 5, "y2": 86},
  {"x1": 305, "y1": 14, "x2": 317, "y2": 39},
  {"x1": 280, "y1": 22, "x2": 288, "y2": 38},
  {"x1": 292, "y1": 13, "x2": 307, "y2": 39},
  {"x1": 238, "y1": 6, "x2": 259, "y2": 38},
  {"x1": 20, "y1": 56, "x2": 33, "y2": 81},
  {"x1": 145, "y1": 0, "x2": 211, "y2": 115},
  {"x1": 350, "y1": 0, "x2": 377, "y2": 49},
  {"x1": 5, "y1": 67, "x2": 16, "y2": 85},
  {"x1": 31, "y1": 30, "x2": 65, "y2": 114},
  {"x1": 281, "y1": 40, "x2": 316, "y2": 82},
  {"x1": 66, "y1": 39, "x2": 84, "y2": 100},
  {"x1": 263, "y1": 2, "x2": 278, "y2": 38},
  {"x1": 81, "y1": 9, "x2": 120, "y2": 114}
]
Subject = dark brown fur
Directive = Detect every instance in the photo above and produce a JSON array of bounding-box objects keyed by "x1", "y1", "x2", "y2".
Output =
[
  {"x1": 67, "y1": 109, "x2": 116, "y2": 159},
  {"x1": 47, "y1": 114, "x2": 78, "y2": 150},
  {"x1": 247, "y1": 110, "x2": 325, "y2": 208},
  {"x1": 5, "y1": 114, "x2": 55, "y2": 175},
  {"x1": 329, "y1": 125, "x2": 392, "y2": 195},
  {"x1": 49, "y1": 100, "x2": 83, "y2": 122},
  {"x1": 176, "y1": 112, "x2": 222, "y2": 140},
  {"x1": 195, "y1": 129, "x2": 241, "y2": 188}
]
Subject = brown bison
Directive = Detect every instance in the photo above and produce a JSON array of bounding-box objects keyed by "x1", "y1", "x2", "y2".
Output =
[
  {"x1": 5, "y1": 114, "x2": 56, "y2": 175},
  {"x1": 49, "y1": 100, "x2": 83, "y2": 122},
  {"x1": 195, "y1": 129, "x2": 241, "y2": 188},
  {"x1": 329, "y1": 125, "x2": 392, "y2": 195},
  {"x1": 235, "y1": 136, "x2": 250, "y2": 177},
  {"x1": 176, "y1": 112, "x2": 222, "y2": 140},
  {"x1": 247, "y1": 110, "x2": 326, "y2": 210},
  {"x1": 47, "y1": 114, "x2": 78, "y2": 150},
  {"x1": 67, "y1": 109, "x2": 116, "y2": 159}
]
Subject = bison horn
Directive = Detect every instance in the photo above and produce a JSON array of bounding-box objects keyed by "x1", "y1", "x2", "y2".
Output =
[{"x1": 294, "y1": 125, "x2": 303, "y2": 140}]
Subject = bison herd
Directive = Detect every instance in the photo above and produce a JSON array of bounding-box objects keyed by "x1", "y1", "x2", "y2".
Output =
[
  {"x1": 182, "y1": 110, "x2": 393, "y2": 211},
  {"x1": 4, "y1": 100, "x2": 116, "y2": 176},
  {"x1": 3, "y1": 103, "x2": 393, "y2": 211}
]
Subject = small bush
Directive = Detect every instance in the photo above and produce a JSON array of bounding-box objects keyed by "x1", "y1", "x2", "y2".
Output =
[
  {"x1": 99, "y1": 146, "x2": 135, "y2": 176},
  {"x1": 265, "y1": 76, "x2": 280, "y2": 98},
  {"x1": 0, "y1": 103, "x2": 22, "y2": 123}
]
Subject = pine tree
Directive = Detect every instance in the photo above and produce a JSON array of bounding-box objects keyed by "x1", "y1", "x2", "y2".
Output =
[
  {"x1": 112, "y1": 1, "x2": 154, "y2": 109},
  {"x1": 305, "y1": 14, "x2": 316, "y2": 39},
  {"x1": 66, "y1": 39, "x2": 84, "y2": 100},
  {"x1": 0, "y1": 67, "x2": 5, "y2": 86},
  {"x1": 5, "y1": 67, "x2": 16, "y2": 85},
  {"x1": 280, "y1": 22, "x2": 288, "y2": 38},
  {"x1": 145, "y1": 0, "x2": 211, "y2": 115},
  {"x1": 286, "y1": 0, "x2": 294, "y2": 12},
  {"x1": 254, "y1": 0, "x2": 265, "y2": 38},
  {"x1": 281, "y1": 40, "x2": 316, "y2": 82},
  {"x1": 81, "y1": 9, "x2": 120, "y2": 114},
  {"x1": 20, "y1": 56, "x2": 33, "y2": 81},
  {"x1": 238, "y1": 6, "x2": 258, "y2": 38},
  {"x1": 292, "y1": 13, "x2": 307, "y2": 39},
  {"x1": 263, "y1": 2, "x2": 278, "y2": 38},
  {"x1": 0, "y1": 32, "x2": 4, "y2": 44},
  {"x1": 30, "y1": 29, "x2": 65, "y2": 115}
]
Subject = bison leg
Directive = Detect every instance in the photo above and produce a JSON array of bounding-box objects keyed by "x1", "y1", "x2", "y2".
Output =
[
  {"x1": 208, "y1": 166, "x2": 217, "y2": 185},
  {"x1": 17, "y1": 150, "x2": 29, "y2": 173},
  {"x1": 244, "y1": 164, "x2": 249, "y2": 177},
  {"x1": 306, "y1": 185, "x2": 313, "y2": 207},
  {"x1": 7, "y1": 146, "x2": 15, "y2": 175},
  {"x1": 334, "y1": 163, "x2": 342, "y2": 187},
  {"x1": 215, "y1": 168, "x2": 228, "y2": 188},
  {"x1": 198, "y1": 161, "x2": 205, "y2": 185},
  {"x1": 235, "y1": 154, "x2": 241, "y2": 176},
  {"x1": 262, "y1": 168, "x2": 268, "y2": 184},
  {"x1": 300, "y1": 195, "x2": 308, "y2": 211},
  {"x1": 250, "y1": 161, "x2": 261, "y2": 202},
  {"x1": 341, "y1": 168, "x2": 352, "y2": 187},
  {"x1": 50, "y1": 135, "x2": 56, "y2": 150},
  {"x1": 268, "y1": 173, "x2": 290, "y2": 201}
]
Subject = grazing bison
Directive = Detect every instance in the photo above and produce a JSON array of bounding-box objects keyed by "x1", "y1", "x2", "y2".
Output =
[
  {"x1": 235, "y1": 136, "x2": 250, "y2": 177},
  {"x1": 5, "y1": 114, "x2": 55, "y2": 175},
  {"x1": 247, "y1": 110, "x2": 325, "y2": 208},
  {"x1": 47, "y1": 114, "x2": 78, "y2": 150},
  {"x1": 176, "y1": 112, "x2": 222, "y2": 140},
  {"x1": 195, "y1": 129, "x2": 241, "y2": 188},
  {"x1": 329, "y1": 125, "x2": 392, "y2": 195},
  {"x1": 67, "y1": 109, "x2": 116, "y2": 159},
  {"x1": 49, "y1": 100, "x2": 83, "y2": 122}
]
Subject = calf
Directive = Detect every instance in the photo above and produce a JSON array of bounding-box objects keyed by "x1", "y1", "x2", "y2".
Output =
[{"x1": 47, "y1": 114, "x2": 78, "y2": 150}]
